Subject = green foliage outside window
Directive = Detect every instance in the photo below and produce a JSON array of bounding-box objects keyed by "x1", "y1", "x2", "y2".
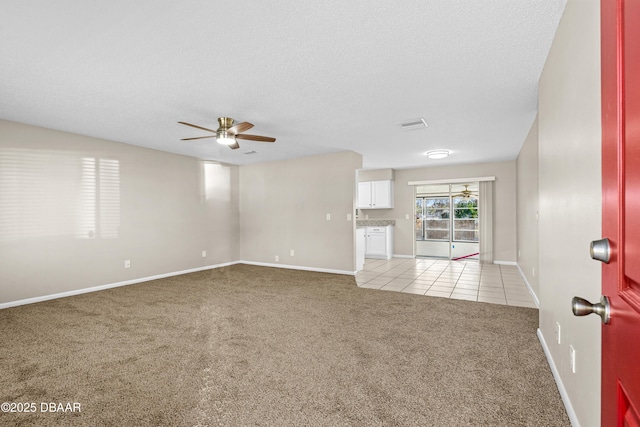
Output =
[{"x1": 454, "y1": 199, "x2": 478, "y2": 218}]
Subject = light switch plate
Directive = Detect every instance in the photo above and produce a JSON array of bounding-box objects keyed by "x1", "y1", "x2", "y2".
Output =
[{"x1": 569, "y1": 345, "x2": 576, "y2": 373}]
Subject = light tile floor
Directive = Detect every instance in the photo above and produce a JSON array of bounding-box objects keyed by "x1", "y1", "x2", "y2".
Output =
[{"x1": 356, "y1": 257, "x2": 537, "y2": 308}]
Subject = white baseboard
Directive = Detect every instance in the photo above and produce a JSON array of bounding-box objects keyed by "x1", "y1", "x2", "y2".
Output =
[
  {"x1": 493, "y1": 260, "x2": 517, "y2": 266},
  {"x1": 0, "y1": 261, "x2": 240, "y2": 310},
  {"x1": 1, "y1": 261, "x2": 358, "y2": 310},
  {"x1": 238, "y1": 260, "x2": 354, "y2": 276},
  {"x1": 537, "y1": 329, "x2": 580, "y2": 427},
  {"x1": 392, "y1": 254, "x2": 415, "y2": 259},
  {"x1": 516, "y1": 263, "x2": 540, "y2": 308}
]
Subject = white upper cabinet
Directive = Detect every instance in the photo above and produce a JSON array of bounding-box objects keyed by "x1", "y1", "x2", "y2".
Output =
[
  {"x1": 357, "y1": 180, "x2": 394, "y2": 209},
  {"x1": 371, "y1": 180, "x2": 392, "y2": 208},
  {"x1": 357, "y1": 182, "x2": 373, "y2": 208}
]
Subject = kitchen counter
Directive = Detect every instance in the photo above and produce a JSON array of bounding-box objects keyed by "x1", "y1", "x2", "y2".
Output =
[{"x1": 356, "y1": 219, "x2": 396, "y2": 227}]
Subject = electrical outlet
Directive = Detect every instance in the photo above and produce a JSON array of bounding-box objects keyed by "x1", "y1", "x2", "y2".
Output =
[
  {"x1": 532, "y1": 267, "x2": 535, "y2": 277},
  {"x1": 290, "y1": 249, "x2": 295, "y2": 257},
  {"x1": 275, "y1": 255, "x2": 279, "y2": 262},
  {"x1": 326, "y1": 213, "x2": 331, "y2": 221},
  {"x1": 405, "y1": 213, "x2": 410, "y2": 220},
  {"x1": 555, "y1": 322, "x2": 561, "y2": 344},
  {"x1": 347, "y1": 213, "x2": 352, "y2": 221},
  {"x1": 124, "y1": 260, "x2": 131, "y2": 269},
  {"x1": 569, "y1": 345, "x2": 576, "y2": 373},
  {"x1": 202, "y1": 250, "x2": 207, "y2": 258}
]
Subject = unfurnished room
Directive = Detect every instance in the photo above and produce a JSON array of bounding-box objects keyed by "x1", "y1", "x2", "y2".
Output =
[{"x1": 2, "y1": 1, "x2": 639, "y2": 426}]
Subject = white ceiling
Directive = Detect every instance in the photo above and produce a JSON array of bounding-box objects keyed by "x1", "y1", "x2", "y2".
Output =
[{"x1": 0, "y1": 1, "x2": 566, "y2": 170}]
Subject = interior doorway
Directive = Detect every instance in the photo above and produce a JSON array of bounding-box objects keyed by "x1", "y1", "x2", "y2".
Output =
[{"x1": 415, "y1": 182, "x2": 479, "y2": 260}]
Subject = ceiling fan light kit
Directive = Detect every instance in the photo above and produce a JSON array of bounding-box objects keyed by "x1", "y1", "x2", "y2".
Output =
[
  {"x1": 179, "y1": 116, "x2": 275, "y2": 150},
  {"x1": 216, "y1": 132, "x2": 236, "y2": 146},
  {"x1": 425, "y1": 149, "x2": 450, "y2": 159}
]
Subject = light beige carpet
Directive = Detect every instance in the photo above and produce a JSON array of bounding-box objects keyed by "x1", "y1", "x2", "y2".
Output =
[{"x1": 0, "y1": 264, "x2": 569, "y2": 426}]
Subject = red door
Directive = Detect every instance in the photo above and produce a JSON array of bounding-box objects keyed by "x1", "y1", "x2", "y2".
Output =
[{"x1": 601, "y1": 0, "x2": 640, "y2": 424}]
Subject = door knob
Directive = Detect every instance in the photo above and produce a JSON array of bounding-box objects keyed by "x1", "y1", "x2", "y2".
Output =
[
  {"x1": 572, "y1": 296, "x2": 611, "y2": 324},
  {"x1": 590, "y1": 238, "x2": 611, "y2": 263}
]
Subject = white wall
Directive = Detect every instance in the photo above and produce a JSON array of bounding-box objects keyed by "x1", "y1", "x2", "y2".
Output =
[
  {"x1": 359, "y1": 161, "x2": 517, "y2": 263},
  {"x1": 0, "y1": 119, "x2": 239, "y2": 305},
  {"x1": 517, "y1": 115, "x2": 539, "y2": 298},
  {"x1": 239, "y1": 151, "x2": 362, "y2": 273},
  {"x1": 536, "y1": 0, "x2": 602, "y2": 425}
]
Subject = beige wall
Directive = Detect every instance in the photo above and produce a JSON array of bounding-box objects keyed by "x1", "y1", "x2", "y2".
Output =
[
  {"x1": 357, "y1": 168, "x2": 394, "y2": 182},
  {"x1": 239, "y1": 151, "x2": 362, "y2": 272},
  {"x1": 359, "y1": 161, "x2": 517, "y2": 262},
  {"x1": 1, "y1": 121, "x2": 364, "y2": 305},
  {"x1": 516, "y1": 116, "x2": 539, "y2": 298},
  {"x1": 537, "y1": 0, "x2": 602, "y2": 424},
  {"x1": 0, "y1": 119, "x2": 363, "y2": 305},
  {"x1": 0, "y1": 119, "x2": 240, "y2": 305}
]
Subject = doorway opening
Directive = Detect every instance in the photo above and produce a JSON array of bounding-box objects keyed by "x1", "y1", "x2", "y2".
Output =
[{"x1": 415, "y1": 182, "x2": 479, "y2": 260}]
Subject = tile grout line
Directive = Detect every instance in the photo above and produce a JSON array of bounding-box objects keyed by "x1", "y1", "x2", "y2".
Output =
[
  {"x1": 457, "y1": 262, "x2": 479, "y2": 299},
  {"x1": 358, "y1": 258, "x2": 535, "y2": 307},
  {"x1": 484, "y1": 262, "x2": 507, "y2": 301}
]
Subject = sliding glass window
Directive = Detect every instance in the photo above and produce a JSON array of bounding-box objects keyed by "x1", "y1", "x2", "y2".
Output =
[
  {"x1": 415, "y1": 182, "x2": 480, "y2": 260},
  {"x1": 416, "y1": 197, "x2": 450, "y2": 240},
  {"x1": 453, "y1": 197, "x2": 478, "y2": 242}
]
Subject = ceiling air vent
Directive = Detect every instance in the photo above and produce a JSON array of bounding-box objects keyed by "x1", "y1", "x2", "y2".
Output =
[{"x1": 397, "y1": 118, "x2": 428, "y2": 130}]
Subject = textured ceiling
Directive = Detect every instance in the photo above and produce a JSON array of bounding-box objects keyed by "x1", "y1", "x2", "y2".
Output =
[{"x1": 0, "y1": 1, "x2": 566, "y2": 170}]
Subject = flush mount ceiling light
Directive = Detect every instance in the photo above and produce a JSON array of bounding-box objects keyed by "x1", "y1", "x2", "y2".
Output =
[{"x1": 425, "y1": 150, "x2": 450, "y2": 159}]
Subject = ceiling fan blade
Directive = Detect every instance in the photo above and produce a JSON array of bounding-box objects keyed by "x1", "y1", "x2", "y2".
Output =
[
  {"x1": 178, "y1": 121, "x2": 217, "y2": 133},
  {"x1": 181, "y1": 136, "x2": 216, "y2": 141},
  {"x1": 227, "y1": 122, "x2": 254, "y2": 135},
  {"x1": 236, "y1": 134, "x2": 276, "y2": 142},
  {"x1": 228, "y1": 141, "x2": 240, "y2": 150}
]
